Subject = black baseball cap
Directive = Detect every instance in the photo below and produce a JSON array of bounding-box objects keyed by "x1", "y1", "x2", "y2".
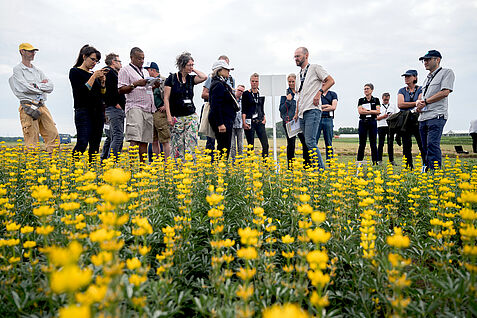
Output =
[
  {"x1": 401, "y1": 70, "x2": 418, "y2": 77},
  {"x1": 419, "y1": 50, "x2": 442, "y2": 61}
]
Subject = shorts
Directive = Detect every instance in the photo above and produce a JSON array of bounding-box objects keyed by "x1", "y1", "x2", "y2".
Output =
[
  {"x1": 153, "y1": 110, "x2": 171, "y2": 143},
  {"x1": 125, "y1": 107, "x2": 154, "y2": 143}
]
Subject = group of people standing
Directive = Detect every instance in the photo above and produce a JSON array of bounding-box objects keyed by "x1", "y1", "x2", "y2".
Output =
[
  {"x1": 356, "y1": 50, "x2": 455, "y2": 171},
  {"x1": 10, "y1": 43, "x2": 455, "y2": 171}
]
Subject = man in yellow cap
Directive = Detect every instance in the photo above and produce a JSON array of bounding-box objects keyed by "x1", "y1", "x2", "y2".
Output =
[{"x1": 9, "y1": 43, "x2": 59, "y2": 153}]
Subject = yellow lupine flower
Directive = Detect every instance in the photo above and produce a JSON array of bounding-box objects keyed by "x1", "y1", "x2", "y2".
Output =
[
  {"x1": 237, "y1": 247, "x2": 258, "y2": 260},
  {"x1": 262, "y1": 303, "x2": 309, "y2": 318},
  {"x1": 126, "y1": 257, "x2": 141, "y2": 270},
  {"x1": 59, "y1": 305, "x2": 90, "y2": 318},
  {"x1": 50, "y1": 266, "x2": 92, "y2": 293}
]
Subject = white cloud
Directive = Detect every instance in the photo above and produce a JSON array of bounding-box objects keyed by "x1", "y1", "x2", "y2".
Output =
[{"x1": 0, "y1": 0, "x2": 475, "y2": 138}]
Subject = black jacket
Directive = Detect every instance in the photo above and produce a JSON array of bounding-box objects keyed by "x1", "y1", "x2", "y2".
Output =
[
  {"x1": 103, "y1": 66, "x2": 125, "y2": 109},
  {"x1": 208, "y1": 77, "x2": 237, "y2": 128},
  {"x1": 242, "y1": 90, "x2": 265, "y2": 120}
]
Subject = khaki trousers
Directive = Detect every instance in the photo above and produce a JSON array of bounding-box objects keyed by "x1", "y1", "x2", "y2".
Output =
[{"x1": 19, "y1": 104, "x2": 59, "y2": 153}]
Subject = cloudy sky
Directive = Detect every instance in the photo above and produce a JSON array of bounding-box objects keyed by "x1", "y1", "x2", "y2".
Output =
[{"x1": 1, "y1": 0, "x2": 476, "y2": 136}]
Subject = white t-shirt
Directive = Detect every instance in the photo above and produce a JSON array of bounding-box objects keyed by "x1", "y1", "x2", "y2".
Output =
[
  {"x1": 295, "y1": 64, "x2": 329, "y2": 118},
  {"x1": 377, "y1": 103, "x2": 397, "y2": 128}
]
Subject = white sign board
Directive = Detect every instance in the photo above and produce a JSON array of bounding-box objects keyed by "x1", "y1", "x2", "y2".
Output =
[{"x1": 260, "y1": 75, "x2": 287, "y2": 96}]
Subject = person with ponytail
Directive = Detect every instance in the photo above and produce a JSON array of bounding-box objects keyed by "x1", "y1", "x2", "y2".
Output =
[{"x1": 69, "y1": 44, "x2": 107, "y2": 162}]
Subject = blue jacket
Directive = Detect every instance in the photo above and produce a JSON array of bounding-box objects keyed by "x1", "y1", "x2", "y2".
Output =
[{"x1": 279, "y1": 88, "x2": 296, "y2": 123}]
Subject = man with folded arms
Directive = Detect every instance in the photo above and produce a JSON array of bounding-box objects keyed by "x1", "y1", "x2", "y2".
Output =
[
  {"x1": 416, "y1": 50, "x2": 455, "y2": 171},
  {"x1": 9, "y1": 43, "x2": 59, "y2": 153}
]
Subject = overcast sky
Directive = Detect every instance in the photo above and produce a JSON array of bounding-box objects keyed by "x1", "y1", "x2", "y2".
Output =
[{"x1": 1, "y1": 0, "x2": 476, "y2": 136}]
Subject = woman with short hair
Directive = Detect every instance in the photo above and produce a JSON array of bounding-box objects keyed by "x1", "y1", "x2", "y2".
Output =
[
  {"x1": 208, "y1": 60, "x2": 238, "y2": 160},
  {"x1": 69, "y1": 44, "x2": 107, "y2": 162},
  {"x1": 164, "y1": 52, "x2": 207, "y2": 160},
  {"x1": 356, "y1": 83, "x2": 381, "y2": 165}
]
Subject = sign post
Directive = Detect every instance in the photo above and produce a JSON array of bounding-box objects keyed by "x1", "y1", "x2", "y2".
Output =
[{"x1": 260, "y1": 74, "x2": 287, "y2": 164}]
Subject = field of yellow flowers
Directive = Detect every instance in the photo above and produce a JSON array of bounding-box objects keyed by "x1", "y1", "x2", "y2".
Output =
[{"x1": 0, "y1": 141, "x2": 476, "y2": 318}]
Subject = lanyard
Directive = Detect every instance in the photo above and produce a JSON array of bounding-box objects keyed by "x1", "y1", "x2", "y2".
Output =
[
  {"x1": 298, "y1": 64, "x2": 310, "y2": 93},
  {"x1": 423, "y1": 67, "x2": 442, "y2": 97},
  {"x1": 252, "y1": 91, "x2": 259, "y2": 104},
  {"x1": 129, "y1": 63, "x2": 144, "y2": 79},
  {"x1": 407, "y1": 86, "x2": 419, "y2": 101}
]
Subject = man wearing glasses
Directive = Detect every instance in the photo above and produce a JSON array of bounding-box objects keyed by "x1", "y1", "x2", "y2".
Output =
[
  {"x1": 101, "y1": 53, "x2": 125, "y2": 161},
  {"x1": 293, "y1": 47, "x2": 335, "y2": 170},
  {"x1": 416, "y1": 50, "x2": 455, "y2": 171},
  {"x1": 9, "y1": 43, "x2": 59, "y2": 153}
]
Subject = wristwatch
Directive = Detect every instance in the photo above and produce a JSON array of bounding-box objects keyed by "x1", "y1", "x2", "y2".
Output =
[
  {"x1": 424, "y1": 98, "x2": 428, "y2": 105},
  {"x1": 130, "y1": 83, "x2": 136, "y2": 89},
  {"x1": 319, "y1": 88, "x2": 324, "y2": 94}
]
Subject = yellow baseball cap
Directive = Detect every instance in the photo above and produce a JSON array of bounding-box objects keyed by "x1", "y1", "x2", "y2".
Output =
[{"x1": 19, "y1": 43, "x2": 39, "y2": 51}]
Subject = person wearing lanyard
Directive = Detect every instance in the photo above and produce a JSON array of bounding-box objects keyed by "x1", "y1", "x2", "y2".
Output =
[
  {"x1": 397, "y1": 69, "x2": 424, "y2": 169},
  {"x1": 293, "y1": 47, "x2": 335, "y2": 170},
  {"x1": 317, "y1": 89, "x2": 338, "y2": 164},
  {"x1": 164, "y1": 52, "x2": 207, "y2": 161},
  {"x1": 242, "y1": 73, "x2": 269, "y2": 158},
  {"x1": 118, "y1": 47, "x2": 157, "y2": 163},
  {"x1": 376, "y1": 93, "x2": 397, "y2": 165},
  {"x1": 279, "y1": 73, "x2": 310, "y2": 167},
  {"x1": 356, "y1": 83, "x2": 381, "y2": 165},
  {"x1": 415, "y1": 50, "x2": 455, "y2": 171}
]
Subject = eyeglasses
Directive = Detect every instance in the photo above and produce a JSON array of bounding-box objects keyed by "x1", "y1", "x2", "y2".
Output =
[
  {"x1": 114, "y1": 59, "x2": 122, "y2": 63},
  {"x1": 88, "y1": 56, "x2": 100, "y2": 64}
]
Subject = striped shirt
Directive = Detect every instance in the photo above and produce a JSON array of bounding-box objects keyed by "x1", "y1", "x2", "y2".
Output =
[{"x1": 118, "y1": 63, "x2": 155, "y2": 113}]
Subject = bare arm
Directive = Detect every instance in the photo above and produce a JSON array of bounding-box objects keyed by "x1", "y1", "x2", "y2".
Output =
[
  {"x1": 164, "y1": 86, "x2": 173, "y2": 125},
  {"x1": 416, "y1": 89, "x2": 451, "y2": 111},
  {"x1": 397, "y1": 94, "x2": 416, "y2": 109},
  {"x1": 321, "y1": 99, "x2": 337, "y2": 112},
  {"x1": 201, "y1": 87, "x2": 209, "y2": 100},
  {"x1": 193, "y1": 69, "x2": 207, "y2": 84}
]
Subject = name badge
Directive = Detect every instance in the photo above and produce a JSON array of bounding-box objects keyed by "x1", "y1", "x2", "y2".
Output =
[
  {"x1": 252, "y1": 113, "x2": 258, "y2": 119},
  {"x1": 246, "y1": 119, "x2": 252, "y2": 125},
  {"x1": 146, "y1": 87, "x2": 153, "y2": 95},
  {"x1": 104, "y1": 124, "x2": 110, "y2": 130},
  {"x1": 183, "y1": 99, "x2": 192, "y2": 104}
]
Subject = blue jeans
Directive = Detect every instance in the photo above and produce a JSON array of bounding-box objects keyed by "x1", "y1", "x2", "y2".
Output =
[
  {"x1": 357, "y1": 119, "x2": 378, "y2": 163},
  {"x1": 101, "y1": 106, "x2": 125, "y2": 160},
  {"x1": 299, "y1": 109, "x2": 324, "y2": 169},
  {"x1": 317, "y1": 117, "x2": 334, "y2": 161},
  {"x1": 419, "y1": 117, "x2": 446, "y2": 170}
]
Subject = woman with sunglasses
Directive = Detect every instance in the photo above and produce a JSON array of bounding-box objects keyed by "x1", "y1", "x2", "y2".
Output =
[{"x1": 69, "y1": 44, "x2": 107, "y2": 162}]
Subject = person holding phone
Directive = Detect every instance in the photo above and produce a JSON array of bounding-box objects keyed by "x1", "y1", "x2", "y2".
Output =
[
  {"x1": 69, "y1": 44, "x2": 107, "y2": 162},
  {"x1": 164, "y1": 52, "x2": 207, "y2": 160},
  {"x1": 356, "y1": 83, "x2": 381, "y2": 165}
]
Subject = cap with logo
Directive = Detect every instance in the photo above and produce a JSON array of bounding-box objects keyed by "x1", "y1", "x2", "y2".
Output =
[
  {"x1": 19, "y1": 43, "x2": 39, "y2": 51},
  {"x1": 419, "y1": 50, "x2": 442, "y2": 61},
  {"x1": 212, "y1": 60, "x2": 234, "y2": 71},
  {"x1": 144, "y1": 62, "x2": 159, "y2": 72},
  {"x1": 401, "y1": 69, "x2": 418, "y2": 77}
]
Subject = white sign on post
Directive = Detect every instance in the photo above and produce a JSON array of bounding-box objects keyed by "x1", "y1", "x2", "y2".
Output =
[{"x1": 260, "y1": 74, "x2": 287, "y2": 167}]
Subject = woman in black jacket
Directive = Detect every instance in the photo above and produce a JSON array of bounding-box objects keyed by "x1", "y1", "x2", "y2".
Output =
[
  {"x1": 208, "y1": 61, "x2": 237, "y2": 160},
  {"x1": 69, "y1": 44, "x2": 107, "y2": 161}
]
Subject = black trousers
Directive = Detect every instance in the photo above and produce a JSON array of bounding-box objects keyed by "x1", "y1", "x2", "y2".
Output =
[
  {"x1": 282, "y1": 122, "x2": 310, "y2": 167},
  {"x1": 244, "y1": 120, "x2": 269, "y2": 157},
  {"x1": 73, "y1": 107, "x2": 104, "y2": 162},
  {"x1": 377, "y1": 126, "x2": 395, "y2": 162},
  {"x1": 357, "y1": 119, "x2": 378, "y2": 163},
  {"x1": 212, "y1": 125, "x2": 233, "y2": 160},
  {"x1": 401, "y1": 124, "x2": 424, "y2": 169},
  {"x1": 471, "y1": 133, "x2": 477, "y2": 153}
]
